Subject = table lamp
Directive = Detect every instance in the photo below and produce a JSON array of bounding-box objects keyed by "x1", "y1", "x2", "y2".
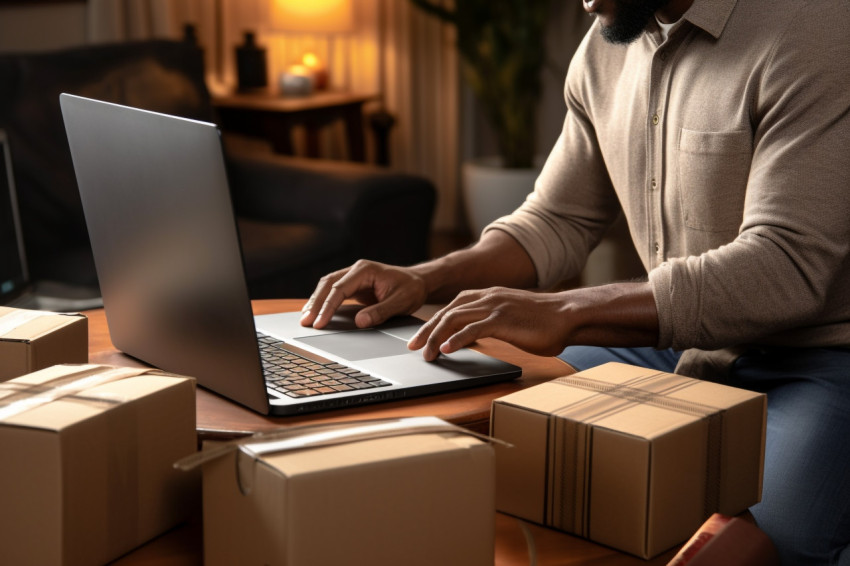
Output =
[{"x1": 270, "y1": 0, "x2": 354, "y2": 94}]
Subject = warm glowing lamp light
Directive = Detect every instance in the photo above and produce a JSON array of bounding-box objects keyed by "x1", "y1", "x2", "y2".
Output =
[
  {"x1": 270, "y1": 0, "x2": 354, "y2": 92},
  {"x1": 270, "y1": 0, "x2": 354, "y2": 34},
  {"x1": 302, "y1": 52, "x2": 321, "y2": 68}
]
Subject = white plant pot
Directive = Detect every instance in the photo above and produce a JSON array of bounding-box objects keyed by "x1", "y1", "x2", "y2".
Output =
[{"x1": 462, "y1": 156, "x2": 543, "y2": 237}]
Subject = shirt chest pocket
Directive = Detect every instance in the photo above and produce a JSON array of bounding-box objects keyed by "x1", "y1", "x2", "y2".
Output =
[{"x1": 677, "y1": 128, "x2": 752, "y2": 233}]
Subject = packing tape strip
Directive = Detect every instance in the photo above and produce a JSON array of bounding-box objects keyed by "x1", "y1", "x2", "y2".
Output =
[
  {"x1": 175, "y1": 416, "x2": 509, "y2": 474},
  {"x1": 0, "y1": 308, "x2": 60, "y2": 337},
  {"x1": 251, "y1": 417, "x2": 506, "y2": 495},
  {"x1": 552, "y1": 372, "x2": 721, "y2": 418},
  {"x1": 548, "y1": 372, "x2": 725, "y2": 530},
  {"x1": 0, "y1": 365, "x2": 161, "y2": 422}
]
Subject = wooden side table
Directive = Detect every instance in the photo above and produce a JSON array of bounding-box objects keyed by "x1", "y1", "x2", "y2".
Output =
[{"x1": 212, "y1": 90, "x2": 377, "y2": 162}]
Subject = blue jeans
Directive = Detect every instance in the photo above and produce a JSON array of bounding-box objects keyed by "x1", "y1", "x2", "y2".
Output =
[{"x1": 559, "y1": 346, "x2": 850, "y2": 565}]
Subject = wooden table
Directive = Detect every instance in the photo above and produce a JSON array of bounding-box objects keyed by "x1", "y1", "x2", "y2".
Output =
[
  {"x1": 87, "y1": 299, "x2": 579, "y2": 439},
  {"x1": 87, "y1": 299, "x2": 678, "y2": 565},
  {"x1": 212, "y1": 91, "x2": 377, "y2": 162}
]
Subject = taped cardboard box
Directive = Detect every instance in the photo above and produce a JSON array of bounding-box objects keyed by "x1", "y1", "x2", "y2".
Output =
[
  {"x1": 182, "y1": 416, "x2": 495, "y2": 566},
  {"x1": 490, "y1": 362, "x2": 766, "y2": 559},
  {"x1": 0, "y1": 364, "x2": 199, "y2": 566},
  {"x1": 0, "y1": 306, "x2": 88, "y2": 381}
]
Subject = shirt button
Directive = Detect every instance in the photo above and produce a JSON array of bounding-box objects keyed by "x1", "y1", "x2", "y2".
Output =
[
  {"x1": 654, "y1": 242, "x2": 660, "y2": 253},
  {"x1": 651, "y1": 178, "x2": 658, "y2": 190},
  {"x1": 652, "y1": 114, "x2": 660, "y2": 125}
]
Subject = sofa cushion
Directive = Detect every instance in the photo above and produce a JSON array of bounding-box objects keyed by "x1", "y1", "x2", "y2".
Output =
[
  {"x1": 0, "y1": 40, "x2": 210, "y2": 286},
  {"x1": 236, "y1": 219, "x2": 346, "y2": 280}
]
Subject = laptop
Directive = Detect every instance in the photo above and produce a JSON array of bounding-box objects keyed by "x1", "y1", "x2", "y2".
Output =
[
  {"x1": 59, "y1": 93, "x2": 521, "y2": 416},
  {"x1": 0, "y1": 129, "x2": 103, "y2": 312}
]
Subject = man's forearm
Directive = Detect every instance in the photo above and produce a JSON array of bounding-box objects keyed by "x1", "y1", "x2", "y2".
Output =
[
  {"x1": 411, "y1": 230, "x2": 538, "y2": 303},
  {"x1": 561, "y1": 281, "x2": 659, "y2": 347},
  {"x1": 409, "y1": 280, "x2": 660, "y2": 360}
]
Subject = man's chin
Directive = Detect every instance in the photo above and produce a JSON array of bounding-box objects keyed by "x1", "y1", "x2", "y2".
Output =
[
  {"x1": 600, "y1": 23, "x2": 646, "y2": 44},
  {"x1": 594, "y1": 0, "x2": 670, "y2": 45}
]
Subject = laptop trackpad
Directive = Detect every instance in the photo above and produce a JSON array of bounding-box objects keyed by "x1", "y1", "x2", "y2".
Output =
[{"x1": 296, "y1": 330, "x2": 411, "y2": 361}]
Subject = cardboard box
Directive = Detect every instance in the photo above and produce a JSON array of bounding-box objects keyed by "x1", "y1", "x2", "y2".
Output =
[
  {"x1": 0, "y1": 307, "x2": 88, "y2": 381},
  {"x1": 490, "y1": 362, "x2": 766, "y2": 559},
  {"x1": 0, "y1": 364, "x2": 199, "y2": 566},
  {"x1": 191, "y1": 416, "x2": 495, "y2": 566}
]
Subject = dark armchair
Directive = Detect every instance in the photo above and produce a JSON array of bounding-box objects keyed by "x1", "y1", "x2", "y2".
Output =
[{"x1": 0, "y1": 40, "x2": 435, "y2": 299}]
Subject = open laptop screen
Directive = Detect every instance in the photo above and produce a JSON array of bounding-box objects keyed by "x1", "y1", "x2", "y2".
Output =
[{"x1": 0, "y1": 131, "x2": 30, "y2": 304}]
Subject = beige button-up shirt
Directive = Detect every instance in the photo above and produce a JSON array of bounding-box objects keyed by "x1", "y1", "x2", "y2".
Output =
[{"x1": 488, "y1": 0, "x2": 850, "y2": 374}]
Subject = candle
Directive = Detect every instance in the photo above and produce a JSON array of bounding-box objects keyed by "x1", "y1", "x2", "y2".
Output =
[
  {"x1": 278, "y1": 64, "x2": 314, "y2": 96},
  {"x1": 301, "y1": 52, "x2": 328, "y2": 90}
]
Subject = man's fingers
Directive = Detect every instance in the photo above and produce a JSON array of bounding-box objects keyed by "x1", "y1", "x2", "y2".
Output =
[
  {"x1": 310, "y1": 261, "x2": 386, "y2": 328},
  {"x1": 408, "y1": 291, "x2": 484, "y2": 352},
  {"x1": 354, "y1": 302, "x2": 390, "y2": 328},
  {"x1": 408, "y1": 302, "x2": 457, "y2": 350},
  {"x1": 357, "y1": 283, "x2": 423, "y2": 329},
  {"x1": 313, "y1": 275, "x2": 374, "y2": 328},
  {"x1": 299, "y1": 272, "x2": 344, "y2": 327},
  {"x1": 312, "y1": 285, "x2": 349, "y2": 328},
  {"x1": 302, "y1": 260, "x2": 428, "y2": 331},
  {"x1": 426, "y1": 309, "x2": 492, "y2": 360},
  {"x1": 438, "y1": 318, "x2": 491, "y2": 355},
  {"x1": 414, "y1": 302, "x2": 492, "y2": 361},
  {"x1": 300, "y1": 267, "x2": 361, "y2": 328}
]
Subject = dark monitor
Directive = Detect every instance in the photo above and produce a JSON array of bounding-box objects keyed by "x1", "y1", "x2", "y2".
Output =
[{"x1": 0, "y1": 130, "x2": 30, "y2": 305}]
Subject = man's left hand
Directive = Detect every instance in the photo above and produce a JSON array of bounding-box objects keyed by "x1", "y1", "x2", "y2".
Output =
[
  {"x1": 408, "y1": 287, "x2": 574, "y2": 361},
  {"x1": 407, "y1": 282, "x2": 660, "y2": 361}
]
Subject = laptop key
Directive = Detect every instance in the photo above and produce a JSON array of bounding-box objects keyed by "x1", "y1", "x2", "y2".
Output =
[
  {"x1": 356, "y1": 374, "x2": 382, "y2": 382},
  {"x1": 258, "y1": 331, "x2": 387, "y2": 399},
  {"x1": 285, "y1": 389, "x2": 319, "y2": 398}
]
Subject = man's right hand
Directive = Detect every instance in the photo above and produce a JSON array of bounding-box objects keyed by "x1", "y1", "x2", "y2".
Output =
[{"x1": 299, "y1": 260, "x2": 428, "y2": 330}]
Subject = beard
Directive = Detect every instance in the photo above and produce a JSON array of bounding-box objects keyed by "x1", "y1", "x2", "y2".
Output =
[{"x1": 599, "y1": 0, "x2": 672, "y2": 44}]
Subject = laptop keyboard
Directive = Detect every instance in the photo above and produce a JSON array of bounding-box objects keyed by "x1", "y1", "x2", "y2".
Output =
[{"x1": 258, "y1": 332, "x2": 392, "y2": 398}]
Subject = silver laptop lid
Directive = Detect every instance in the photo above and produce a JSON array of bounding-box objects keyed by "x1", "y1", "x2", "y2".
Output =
[{"x1": 59, "y1": 93, "x2": 270, "y2": 414}]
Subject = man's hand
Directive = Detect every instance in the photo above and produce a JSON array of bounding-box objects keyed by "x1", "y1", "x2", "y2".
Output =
[
  {"x1": 408, "y1": 282, "x2": 660, "y2": 361},
  {"x1": 408, "y1": 287, "x2": 574, "y2": 361},
  {"x1": 300, "y1": 260, "x2": 428, "y2": 329},
  {"x1": 300, "y1": 230, "x2": 539, "y2": 331}
]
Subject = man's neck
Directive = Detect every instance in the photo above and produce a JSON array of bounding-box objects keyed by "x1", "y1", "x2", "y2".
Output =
[{"x1": 657, "y1": 0, "x2": 694, "y2": 24}]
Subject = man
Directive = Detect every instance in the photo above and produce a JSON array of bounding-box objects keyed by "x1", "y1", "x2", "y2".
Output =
[{"x1": 302, "y1": 0, "x2": 850, "y2": 563}]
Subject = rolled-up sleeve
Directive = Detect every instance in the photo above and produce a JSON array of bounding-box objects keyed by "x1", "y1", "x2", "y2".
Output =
[{"x1": 485, "y1": 41, "x2": 623, "y2": 290}]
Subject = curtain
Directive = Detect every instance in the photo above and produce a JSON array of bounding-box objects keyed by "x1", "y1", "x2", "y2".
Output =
[
  {"x1": 87, "y1": 0, "x2": 181, "y2": 43},
  {"x1": 382, "y1": 0, "x2": 460, "y2": 231}
]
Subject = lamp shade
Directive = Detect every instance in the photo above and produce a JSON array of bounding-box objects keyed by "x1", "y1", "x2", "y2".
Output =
[{"x1": 270, "y1": 0, "x2": 354, "y2": 33}]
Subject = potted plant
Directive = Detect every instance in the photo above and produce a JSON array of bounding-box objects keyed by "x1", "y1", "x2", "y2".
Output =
[{"x1": 408, "y1": 0, "x2": 553, "y2": 233}]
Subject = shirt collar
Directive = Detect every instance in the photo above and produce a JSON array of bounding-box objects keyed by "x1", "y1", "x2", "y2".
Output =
[{"x1": 681, "y1": 0, "x2": 738, "y2": 39}]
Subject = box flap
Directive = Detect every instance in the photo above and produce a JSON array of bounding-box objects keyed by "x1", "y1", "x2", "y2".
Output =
[
  {"x1": 265, "y1": 432, "x2": 485, "y2": 477},
  {"x1": 0, "y1": 307, "x2": 85, "y2": 341},
  {"x1": 180, "y1": 417, "x2": 494, "y2": 496},
  {"x1": 0, "y1": 364, "x2": 193, "y2": 432}
]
